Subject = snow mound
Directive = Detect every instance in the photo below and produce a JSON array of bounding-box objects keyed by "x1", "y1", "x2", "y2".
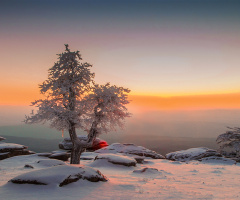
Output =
[
  {"x1": 91, "y1": 153, "x2": 137, "y2": 167},
  {"x1": 9, "y1": 165, "x2": 107, "y2": 187},
  {"x1": 0, "y1": 136, "x2": 6, "y2": 141},
  {"x1": 166, "y1": 147, "x2": 220, "y2": 162},
  {"x1": 95, "y1": 143, "x2": 164, "y2": 159},
  {"x1": 59, "y1": 135, "x2": 108, "y2": 151},
  {"x1": 198, "y1": 156, "x2": 237, "y2": 165}
]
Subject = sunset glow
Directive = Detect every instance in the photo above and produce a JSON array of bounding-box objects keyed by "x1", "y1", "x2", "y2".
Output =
[{"x1": 1, "y1": 0, "x2": 240, "y2": 110}]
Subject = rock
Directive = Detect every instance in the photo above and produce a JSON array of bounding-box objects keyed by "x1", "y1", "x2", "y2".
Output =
[
  {"x1": 134, "y1": 157, "x2": 144, "y2": 164},
  {"x1": 231, "y1": 157, "x2": 240, "y2": 163},
  {"x1": 36, "y1": 152, "x2": 53, "y2": 157},
  {"x1": 49, "y1": 152, "x2": 70, "y2": 161},
  {"x1": 93, "y1": 153, "x2": 137, "y2": 167},
  {"x1": 133, "y1": 167, "x2": 159, "y2": 174},
  {"x1": 0, "y1": 143, "x2": 27, "y2": 153},
  {"x1": 199, "y1": 156, "x2": 237, "y2": 165},
  {"x1": 0, "y1": 152, "x2": 10, "y2": 160},
  {"x1": 132, "y1": 167, "x2": 169, "y2": 179},
  {"x1": 95, "y1": 143, "x2": 165, "y2": 159},
  {"x1": 59, "y1": 135, "x2": 108, "y2": 151},
  {"x1": 80, "y1": 152, "x2": 98, "y2": 160},
  {"x1": 35, "y1": 159, "x2": 66, "y2": 167},
  {"x1": 0, "y1": 136, "x2": 6, "y2": 141},
  {"x1": 166, "y1": 147, "x2": 221, "y2": 162},
  {"x1": 9, "y1": 165, "x2": 108, "y2": 186},
  {"x1": 24, "y1": 164, "x2": 34, "y2": 169},
  {"x1": 36, "y1": 151, "x2": 70, "y2": 162},
  {"x1": 0, "y1": 143, "x2": 34, "y2": 160}
]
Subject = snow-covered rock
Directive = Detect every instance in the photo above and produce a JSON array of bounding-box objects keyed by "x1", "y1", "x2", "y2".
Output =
[
  {"x1": 93, "y1": 153, "x2": 137, "y2": 167},
  {"x1": 95, "y1": 143, "x2": 164, "y2": 159},
  {"x1": 166, "y1": 147, "x2": 221, "y2": 162},
  {"x1": 36, "y1": 152, "x2": 52, "y2": 157},
  {"x1": 9, "y1": 165, "x2": 107, "y2": 187},
  {"x1": 59, "y1": 135, "x2": 108, "y2": 151},
  {"x1": 35, "y1": 159, "x2": 66, "y2": 167},
  {"x1": 80, "y1": 152, "x2": 99, "y2": 160},
  {"x1": 36, "y1": 151, "x2": 70, "y2": 161},
  {"x1": 49, "y1": 152, "x2": 70, "y2": 161},
  {"x1": 198, "y1": 156, "x2": 237, "y2": 165},
  {"x1": 0, "y1": 136, "x2": 6, "y2": 141},
  {"x1": 0, "y1": 143, "x2": 34, "y2": 160},
  {"x1": 0, "y1": 143, "x2": 27, "y2": 152},
  {"x1": 0, "y1": 152, "x2": 9, "y2": 160}
]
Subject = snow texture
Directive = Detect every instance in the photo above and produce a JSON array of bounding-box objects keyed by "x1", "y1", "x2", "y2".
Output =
[
  {"x1": 0, "y1": 150, "x2": 240, "y2": 199},
  {"x1": 95, "y1": 143, "x2": 164, "y2": 159},
  {"x1": 166, "y1": 147, "x2": 220, "y2": 162}
]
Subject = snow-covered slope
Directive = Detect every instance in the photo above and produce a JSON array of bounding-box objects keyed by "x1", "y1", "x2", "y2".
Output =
[{"x1": 0, "y1": 153, "x2": 240, "y2": 199}]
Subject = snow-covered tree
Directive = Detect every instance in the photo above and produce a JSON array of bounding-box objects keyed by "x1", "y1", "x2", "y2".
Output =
[
  {"x1": 25, "y1": 45, "x2": 131, "y2": 164},
  {"x1": 216, "y1": 127, "x2": 240, "y2": 157}
]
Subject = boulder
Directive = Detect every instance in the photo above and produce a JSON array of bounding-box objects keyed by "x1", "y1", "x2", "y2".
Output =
[
  {"x1": 93, "y1": 153, "x2": 137, "y2": 167},
  {"x1": 35, "y1": 159, "x2": 66, "y2": 167},
  {"x1": 49, "y1": 152, "x2": 70, "y2": 161},
  {"x1": 0, "y1": 143, "x2": 34, "y2": 160},
  {"x1": 9, "y1": 165, "x2": 108, "y2": 187},
  {"x1": 0, "y1": 152, "x2": 10, "y2": 160},
  {"x1": 199, "y1": 156, "x2": 237, "y2": 165},
  {"x1": 95, "y1": 143, "x2": 165, "y2": 159},
  {"x1": 59, "y1": 135, "x2": 108, "y2": 151},
  {"x1": 0, "y1": 136, "x2": 6, "y2": 141},
  {"x1": 166, "y1": 147, "x2": 221, "y2": 162},
  {"x1": 36, "y1": 151, "x2": 70, "y2": 161},
  {"x1": 0, "y1": 143, "x2": 27, "y2": 153}
]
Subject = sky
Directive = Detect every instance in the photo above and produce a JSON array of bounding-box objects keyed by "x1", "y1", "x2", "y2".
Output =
[
  {"x1": 1, "y1": 0, "x2": 240, "y2": 145},
  {"x1": 0, "y1": 0, "x2": 240, "y2": 109}
]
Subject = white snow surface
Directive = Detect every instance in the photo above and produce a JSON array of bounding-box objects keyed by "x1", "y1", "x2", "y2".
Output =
[{"x1": 0, "y1": 153, "x2": 240, "y2": 199}]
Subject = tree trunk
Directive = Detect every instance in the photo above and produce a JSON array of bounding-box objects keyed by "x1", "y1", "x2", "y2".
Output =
[
  {"x1": 68, "y1": 121, "x2": 84, "y2": 164},
  {"x1": 70, "y1": 142, "x2": 84, "y2": 164}
]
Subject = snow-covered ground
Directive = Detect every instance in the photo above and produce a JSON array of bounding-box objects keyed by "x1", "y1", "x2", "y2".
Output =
[{"x1": 0, "y1": 153, "x2": 240, "y2": 200}]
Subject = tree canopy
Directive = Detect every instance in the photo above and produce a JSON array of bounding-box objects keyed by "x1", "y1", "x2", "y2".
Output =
[{"x1": 25, "y1": 44, "x2": 131, "y2": 164}]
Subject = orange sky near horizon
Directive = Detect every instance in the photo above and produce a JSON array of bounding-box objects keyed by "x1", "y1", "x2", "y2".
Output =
[
  {"x1": 1, "y1": 84, "x2": 240, "y2": 111},
  {"x1": 1, "y1": 1, "x2": 240, "y2": 113}
]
